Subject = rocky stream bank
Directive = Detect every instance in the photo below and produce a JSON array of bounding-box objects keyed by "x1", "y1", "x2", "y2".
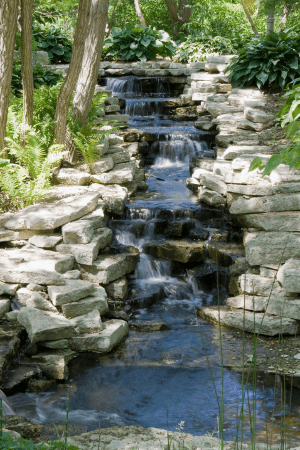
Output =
[{"x1": 1, "y1": 57, "x2": 300, "y2": 445}]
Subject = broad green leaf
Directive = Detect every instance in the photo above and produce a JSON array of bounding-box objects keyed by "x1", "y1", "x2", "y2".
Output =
[
  {"x1": 262, "y1": 154, "x2": 283, "y2": 176},
  {"x1": 249, "y1": 157, "x2": 264, "y2": 172},
  {"x1": 286, "y1": 121, "x2": 300, "y2": 138}
]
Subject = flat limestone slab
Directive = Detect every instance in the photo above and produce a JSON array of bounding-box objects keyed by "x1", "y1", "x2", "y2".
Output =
[
  {"x1": 0, "y1": 282, "x2": 18, "y2": 296},
  {"x1": 48, "y1": 280, "x2": 95, "y2": 306},
  {"x1": 239, "y1": 274, "x2": 283, "y2": 296},
  {"x1": 56, "y1": 228, "x2": 113, "y2": 265},
  {"x1": 28, "y1": 235, "x2": 63, "y2": 248},
  {"x1": 62, "y1": 221, "x2": 94, "y2": 244},
  {"x1": 4, "y1": 192, "x2": 99, "y2": 230},
  {"x1": 226, "y1": 295, "x2": 266, "y2": 312},
  {"x1": 79, "y1": 204, "x2": 108, "y2": 228},
  {"x1": 0, "y1": 299, "x2": 11, "y2": 318},
  {"x1": 223, "y1": 145, "x2": 271, "y2": 160},
  {"x1": 0, "y1": 260, "x2": 66, "y2": 285},
  {"x1": 198, "y1": 306, "x2": 300, "y2": 336},
  {"x1": 245, "y1": 232, "x2": 300, "y2": 266},
  {"x1": 80, "y1": 253, "x2": 139, "y2": 284},
  {"x1": 18, "y1": 307, "x2": 76, "y2": 343},
  {"x1": 0, "y1": 247, "x2": 74, "y2": 274},
  {"x1": 62, "y1": 287, "x2": 108, "y2": 318},
  {"x1": 230, "y1": 193, "x2": 300, "y2": 215},
  {"x1": 70, "y1": 309, "x2": 102, "y2": 335},
  {"x1": 238, "y1": 211, "x2": 300, "y2": 232},
  {"x1": 69, "y1": 319, "x2": 129, "y2": 353}
]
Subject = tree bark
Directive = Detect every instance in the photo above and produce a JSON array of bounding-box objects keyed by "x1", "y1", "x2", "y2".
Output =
[
  {"x1": 21, "y1": 0, "x2": 34, "y2": 132},
  {"x1": 71, "y1": 0, "x2": 109, "y2": 127},
  {"x1": 164, "y1": 0, "x2": 191, "y2": 36},
  {"x1": 0, "y1": 0, "x2": 18, "y2": 154},
  {"x1": 106, "y1": 0, "x2": 119, "y2": 37},
  {"x1": 54, "y1": 0, "x2": 92, "y2": 145},
  {"x1": 241, "y1": 0, "x2": 259, "y2": 34},
  {"x1": 280, "y1": 2, "x2": 295, "y2": 23},
  {"x1": 134, "y1": 0, "x2": 147, "y2": 27}
]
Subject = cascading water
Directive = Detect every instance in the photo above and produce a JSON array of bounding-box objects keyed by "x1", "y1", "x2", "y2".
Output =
[{"x1": 8, "y1": 75, "x2": 300, "y2": 442}]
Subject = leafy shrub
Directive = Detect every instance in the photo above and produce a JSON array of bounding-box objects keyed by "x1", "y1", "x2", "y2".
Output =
[
  {"x1": 173, "y1": 34, "x2": 236, "y2": 62},
  {"x1": 250, "y1": 78, "x2": 300, "y2": 176},
  {"x1": 226, "y1": 30, "x2": 300, "y2": 90},
  {"x1": 12, "y1": 60, "x2": 62, "y2": 94},
  {"x1": 32, "y1": 24, "x2": 73, "y2": 64},
  {"x1": 102, "y1": 24, "x2": 175, "y2": 61}
]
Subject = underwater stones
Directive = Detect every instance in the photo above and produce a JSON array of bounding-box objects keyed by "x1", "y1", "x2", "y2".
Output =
[
  {"x1": 61, "y1": 287, "x2": 108, "y2": 319},
  {"x1": 68, "y1": 319, "x2": 129, "y2": 353},
  {"x1": 48, "y1": 280, "x2": 95, "y2": 306},
  {"x1": 129, "y1": 321, "x2": 169, "y2": 331},
  {"x1": 145, "y1": 240, "x2": 205, "y2": 264},
  {"x1": 198, "y1": 306, "x2": 300, "y2": 336},
  {"x1": 79, "y1": 253, "x2": 139, "y2": 284},
  {"x1": 4, "y1": 192, "x2": 99, "y2": 230},
  {"x1": 18, "y1": 307, "x2": 76, "y2": 343}
]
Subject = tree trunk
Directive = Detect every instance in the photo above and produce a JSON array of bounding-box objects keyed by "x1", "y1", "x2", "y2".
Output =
[
  {"x1": 54, "y1": 0, "x2": 92, "y2": 145},
  {"x1": 280, "y1": 2, "x2": 295, "y2": 23},
  {"x1": 134, "y1": 0, "x2": 147, "y2": 27},
  {"x1": 71, "y1": 0, "x2": 109, "y2": 127},
  {"x1": 241, "y1": 0, "x2": 259, "y2": 34},
  {"x1": 21, "y1": 0, "x2": 34, "y2": 133},
  {"x1": 164, "y1": 0, "x2": 191, "y2": 36},
  {"x1": 106, "y1": 0, "x2": 119, "y2": 37},
  {"x1": 267, "y1": 4, "x2": 275, "y2": 33},
  {"x1": 0, "y1": 0, "x2": 18, "y2": 154}
]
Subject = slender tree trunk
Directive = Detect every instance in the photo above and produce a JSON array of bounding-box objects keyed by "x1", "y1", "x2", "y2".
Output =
[
  {"x1": 164, "y1": 0, "x2": 191, "y2": 36},
  {"x1": 134, "y1": 0, "x2": 147, "y2": 27},
  {"x1": 106, "y1": 0, "x2": 119, "y2": 36},
  {"x1": 241, "y1": 0, "x2": 259, "y2": 34},
  {"x1": 71, "y1": 0, "x2": 109, "y2": 127},
  {"x1": 267, "y1": 4, "x2": 275, "y2": 33},
  {"x1": 280, "y1": 2, "x2": 295, "y2": 23},
  {"x1": 21, "y1": 0, "x2": 34, "y2": 133},
  {"x1": 0, "y1": 0, "x2": 18, "y2": 155},
  {"x1": 54, "y1": 0, "x2": 92, "y2": 145}
]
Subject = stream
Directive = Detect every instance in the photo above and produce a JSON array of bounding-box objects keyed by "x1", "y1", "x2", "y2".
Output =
[{"x1": 8, "y1": 75, "x2": 300, "y2": 443}]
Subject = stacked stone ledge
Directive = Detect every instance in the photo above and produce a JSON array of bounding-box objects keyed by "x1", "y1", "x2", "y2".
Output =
[{"x1": 179, "y1": 55, "x2": 300, "y2": 338}]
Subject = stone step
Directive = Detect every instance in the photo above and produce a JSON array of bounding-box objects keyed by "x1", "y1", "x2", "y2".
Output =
[
  {"x1": 62, "y1": 287, "x2": 108, "y2": 319},
  {"x1": 79, "y1": 252, "x2": 140, "y2": 284},
  {"x1": 198, "y1": 306, "x2": 300, "y2": 336},
  {"x1": 244, "y1": 231, "x2": 300, "y2": 266},
  {"x1": 68, "y1": 319, "x2": 129, "y2": 353},
  {"x1": 277, "y1": 259, "x2": 300, "y2": 294},
  {"x1": 55, "y1": 169, "x2": 90, "y2": 186},
  {"x1": 4, "y1": 192, "x2": 99, "y2": 231},
  {"x1": 48, "y1": 280, "x2": 96, "y2": 306},
  {"x1": 238, "y1": 211, "x2": 300, "y2": 232},
  {"x1": 222, "y1": 145, "x2": 271, "y2": 160},
  {"x1": 88, "y1": 184, "x2": 128, "y2": 215},
  {"x1": 56, "y1": 228, "x2": 113, "y2": 265},
  {"x1": 18, "y1": 307, "x2": 76, "y2": 343},
  {"x1": 230, "y1": 192, "x2": 300, "y2": 215}
]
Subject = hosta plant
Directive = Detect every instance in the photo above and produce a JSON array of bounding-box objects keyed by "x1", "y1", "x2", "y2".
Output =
[
  {"x1": 33, "y1": 24, "x2": 73, "y2": 64},
  {"x1": 102, "y1": 24, "x2": 175, "y2": 61},
  {"x1": 226, "y1": 30, "x2": 300, "y2": 89},
  {"x1": 174, "y1": 34, "x2": 236, "y2": 62}
]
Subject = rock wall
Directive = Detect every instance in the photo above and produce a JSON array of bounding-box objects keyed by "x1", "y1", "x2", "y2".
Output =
[{"x1": 181, "y1": 56, "x2": 300, "y2": 336}]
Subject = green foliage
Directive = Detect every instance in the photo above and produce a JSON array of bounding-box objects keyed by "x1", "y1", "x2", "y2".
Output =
[
  {"x1": 226, "y1": 30, "x2": 300, "y2": 90},
  {"x1": 249, "y1": 78, "x2": 300, "y2": 176},
  {"x1": 0, "y1": 431, "x2": 78, "y2": 449},
  {"x1": 32, "y1": 24, "x2": 73, "y2": 63},
  {"x1": 185, "y1": 0, "x2": 256, "y2": 49},
  {"x1": 173, "y1": 34, "x2": 236, "y2": 62},
  {"x1": 103, "y1": 24, "x2": 175, "y2": 61},
  {"x1": 11, "y1": 60, "x2": 62, "y2": 95}
]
